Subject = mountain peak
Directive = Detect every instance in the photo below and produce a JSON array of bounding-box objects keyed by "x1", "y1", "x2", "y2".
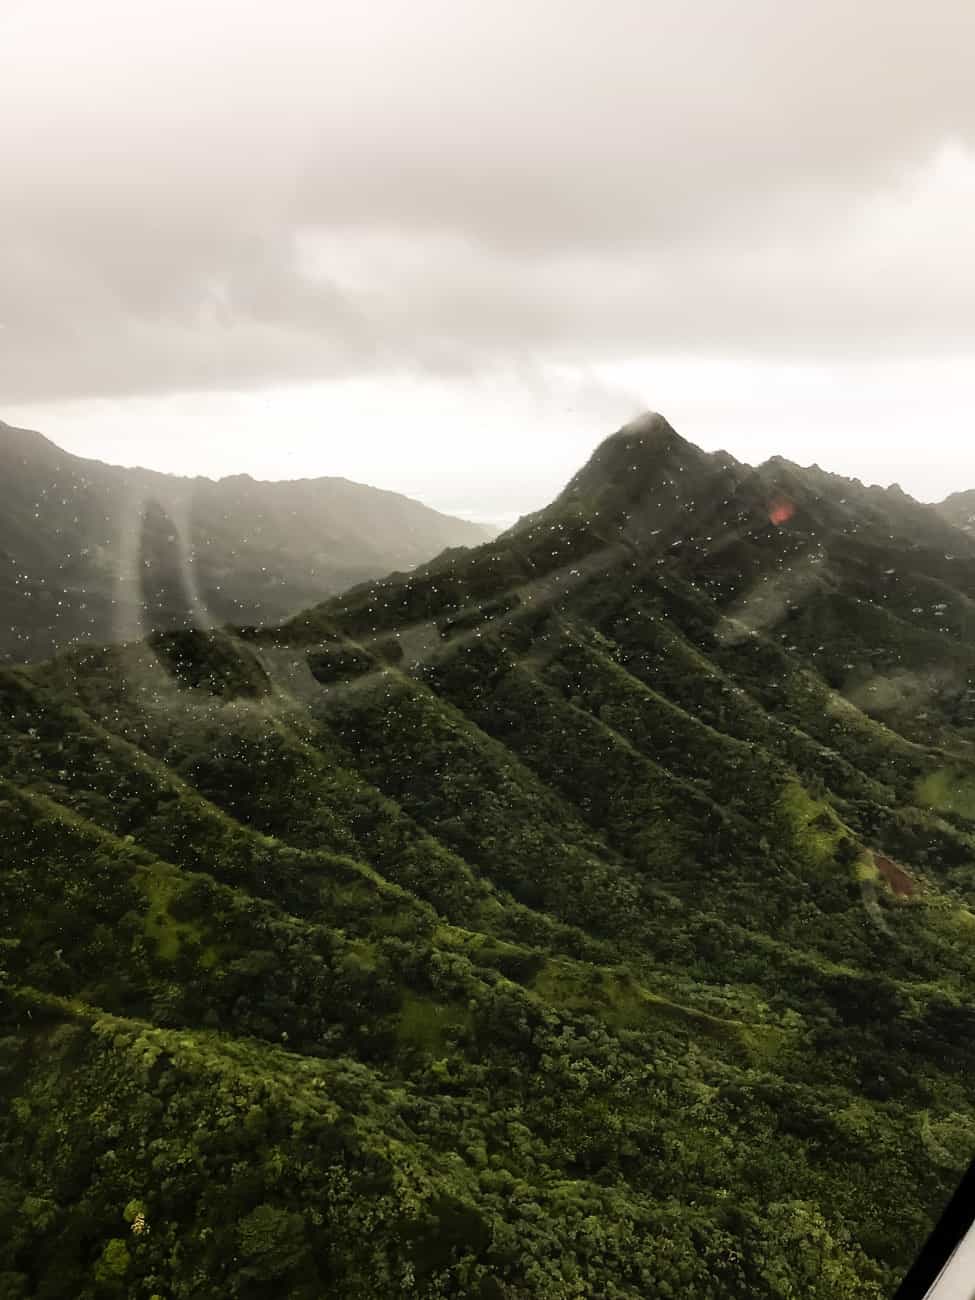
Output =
[
  {"x1": 552, "y1": 412, "x2": 717, "y2": 524},
  {"x1": 565, "y1": 409, "x2": 692, "y2": 477},
  {"x1": 615, "y1": 409, "x2": 679, "y2": 440},
  {"x1": 603, "y1": 410, "x2": 694, "y2": 463}
]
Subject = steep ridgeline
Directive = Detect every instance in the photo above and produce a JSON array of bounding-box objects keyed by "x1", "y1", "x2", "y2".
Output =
[
  {"x1": 5, "y1": 413, "x2": 975, "y2": 1298},
  {"x1": 0, "y1": 420, "x2": 492, "y2": 663}
]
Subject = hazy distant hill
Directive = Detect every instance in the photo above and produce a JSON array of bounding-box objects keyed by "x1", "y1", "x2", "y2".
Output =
[
  {"x1": 0, "y1": 419, "x2": 492, "y2": 662},
  {"x1": 5, "y1": 414, "x2": 975, "y2": 1297}
]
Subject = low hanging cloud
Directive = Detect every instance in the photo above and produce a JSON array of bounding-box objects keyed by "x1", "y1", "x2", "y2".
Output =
[{"x1": 3, "y1": 0, "x2": 975, "y2": 403}]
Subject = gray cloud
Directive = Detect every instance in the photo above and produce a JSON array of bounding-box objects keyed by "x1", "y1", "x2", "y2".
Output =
[{"x1": 3, "y1": 0, "x2": 975, "y2": 401}]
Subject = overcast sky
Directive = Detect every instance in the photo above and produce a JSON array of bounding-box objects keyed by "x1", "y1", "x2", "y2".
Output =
[{"x1": 3, "y1": 0, "x2": 975, "y2": 524}]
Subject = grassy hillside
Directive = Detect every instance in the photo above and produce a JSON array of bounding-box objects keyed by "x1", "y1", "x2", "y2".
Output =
[{"x1": 4, "y1": 415, "x2": 975, "y2": 1297}]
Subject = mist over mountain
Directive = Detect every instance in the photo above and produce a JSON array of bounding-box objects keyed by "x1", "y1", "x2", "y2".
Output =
[
  {"x1": 4, "y1": 415, "x2": 975, "y2": 1297},
  {"x1": 0, "y1": 420, "x2": 492, "y2": 663}
]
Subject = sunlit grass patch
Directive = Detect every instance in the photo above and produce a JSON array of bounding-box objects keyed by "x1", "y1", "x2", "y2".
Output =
[
  {"x1": 396, "y1": 991, "x2": 473, "y2": 1053},
  {"x1": 777, "y1": 781, "x2": 848, "y2": 865},
  {"x1": 137, "y1": 869, "x2": 215, "y2": 965},
  {"x1": 916, "y1": 766, "x2": 975, "y2": 821}
]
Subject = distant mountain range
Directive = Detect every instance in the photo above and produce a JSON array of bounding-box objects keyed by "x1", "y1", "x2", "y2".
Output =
[
  {"x1": 0, "y1": 419, "x2": 492, "y2": 663},
  {"x1": 4, "y1": 413, "x2": 975, "y2": 1297}
]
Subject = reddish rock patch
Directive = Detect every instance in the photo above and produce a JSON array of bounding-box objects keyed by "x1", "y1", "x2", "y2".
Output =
[{"x1": 874, "y1": 853, "x2": 917, "y2": 897}]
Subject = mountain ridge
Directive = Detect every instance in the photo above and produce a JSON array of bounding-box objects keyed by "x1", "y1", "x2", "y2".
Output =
[
  {"x1": 0, "y1": 419, "x2": 493, "y2": 664},
  {"x1": 1, "y1": 420, "x2": 479, "y2": 507},
  {"x1": 4, "y1": 414, "x2": 975, "y2": 1297},
  {"x1": 502, "y1": 412, "x2": 970, "y2": 564}
]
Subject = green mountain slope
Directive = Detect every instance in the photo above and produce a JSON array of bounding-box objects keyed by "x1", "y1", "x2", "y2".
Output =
[
  {"x1": 0, "y1": 420, "x2": 492, "y2": 663},
  {"x1": 4, "y1": 413, "x2": 975, "y2": 1298}
]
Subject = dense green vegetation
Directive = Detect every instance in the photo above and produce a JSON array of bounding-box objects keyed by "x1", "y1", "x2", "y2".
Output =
[{"x1": 4, "y1": 414, "x2": 975, "y2": 1297}]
